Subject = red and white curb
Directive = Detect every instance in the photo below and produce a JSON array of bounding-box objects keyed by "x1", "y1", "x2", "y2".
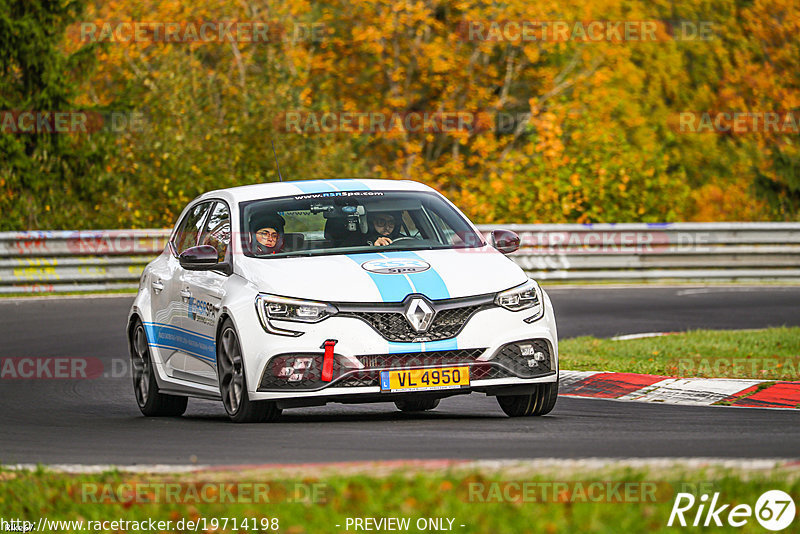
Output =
[{"x1": 560, "y1": 370, "x2": 800, "y2": 409}]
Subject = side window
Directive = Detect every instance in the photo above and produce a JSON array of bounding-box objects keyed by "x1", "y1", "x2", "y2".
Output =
[
  {"x1": 199, "y1": 202, "x2": 231, "y2": 262},
  {"x1": 171, "y1": 202, "x2": 212, "y2": 255}
]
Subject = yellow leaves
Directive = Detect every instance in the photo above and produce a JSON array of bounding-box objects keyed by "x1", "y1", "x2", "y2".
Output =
[
  {"x1": 300, "y1": 87, "x2": 313, "y2": 106},
  {"x1": 430, "y1": 55, "x2": 451, "y2": 74},
  {"x1": 490, "y1": 179, "x2": 504, "y2": 194},
  {"x1": 522, "y1": 45, "x2": 539, "y2": 64}
]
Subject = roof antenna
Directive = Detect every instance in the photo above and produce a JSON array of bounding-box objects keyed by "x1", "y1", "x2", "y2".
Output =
[{"x1": 271, "y1": 140, "x2": 284, "y2": 182}]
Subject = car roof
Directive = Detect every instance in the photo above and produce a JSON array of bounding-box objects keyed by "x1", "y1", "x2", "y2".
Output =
[{"x1": 197, "y1": 179, "x2": 438, "y2": 204}]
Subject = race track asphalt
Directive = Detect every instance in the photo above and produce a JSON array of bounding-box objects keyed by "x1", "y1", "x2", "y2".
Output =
[{"x1": 1, "y1": 286, "x2": 798, "y2": 465}]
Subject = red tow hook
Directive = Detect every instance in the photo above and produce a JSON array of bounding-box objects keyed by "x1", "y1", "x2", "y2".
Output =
[{"x1": 321, "y1": 339, "x2": 337, "y2": 382}]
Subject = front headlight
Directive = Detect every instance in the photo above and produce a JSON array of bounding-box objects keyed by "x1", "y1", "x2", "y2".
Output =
[
  {"x1": 255, "y1": 294, "x2": 338, "y2": 336},
  {"x1": 495, "y1": 279, "x2": 544, "y2": 321}
]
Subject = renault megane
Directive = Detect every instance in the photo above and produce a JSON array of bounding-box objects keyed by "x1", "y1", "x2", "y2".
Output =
[{"x1": 127, "y1": 179, "x2": 559, "y2": 422}]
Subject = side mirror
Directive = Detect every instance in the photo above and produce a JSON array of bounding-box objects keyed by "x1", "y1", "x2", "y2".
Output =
[
  {"x1": 179, "y1": 245, "x2": 220, "y2": 270},
  {"x1": 490, "y1": 229, "x2": 520, "y2": 254}
]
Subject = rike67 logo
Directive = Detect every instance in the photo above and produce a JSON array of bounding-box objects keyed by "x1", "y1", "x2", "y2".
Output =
[{"x1": 668, "y1": 490, "x2": 795, "y2": 531}]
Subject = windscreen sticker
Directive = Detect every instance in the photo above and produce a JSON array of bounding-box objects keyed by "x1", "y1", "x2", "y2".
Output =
[
  {"x1": 293, "y1": 190, "x2": 383, "y2": 201},
  {"x1": 291, "y1": 179, "x2": 372, "y2": 195}
]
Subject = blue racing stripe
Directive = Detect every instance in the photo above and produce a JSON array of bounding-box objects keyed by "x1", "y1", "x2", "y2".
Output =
[
  {"x1": 324, "y1": 179, "x2": 371, "y2": 191},
  {"x1": 388, "y1": 342, "x2": 424, "y2": 354},
  {"x1": 143, "y1": 323, "x2": 216, "y2": 363},
  {"x1": 292, "y1": 180, "x2": 338, "y2": 194},
  {"x1": 379, "y1": 251, "x2": 450, "y2": 300},
  {"x1": 348, "y1": 251, "x2": 457, "y2": 351},
  {"x1": 346, "y1": 253, "x2": 413, "y2": 302},
  {"x1": 387, "y1": 338, "x2": 458, "y2": 354},
  {"x1": 423, "y1": 338, "x2": 458, "y2": 351},
  {"x1": 143, "y1": 322, "x2": 214, "y2": 340}
]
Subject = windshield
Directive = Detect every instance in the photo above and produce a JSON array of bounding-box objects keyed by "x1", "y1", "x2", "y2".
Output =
[{"x1": 239, "y1": 190, "x2": 484, "y2": 258}]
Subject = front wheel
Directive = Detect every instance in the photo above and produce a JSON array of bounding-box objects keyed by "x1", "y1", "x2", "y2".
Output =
[
  {"x1": 130, "y1": 319, "x2": 187, "y2": 417},
  {"x1": 217, "y1": 319, "x2": 281, "y2": 423},
  {"x1": 496, "y1": 381, "x2": 558, "y2": 417}
]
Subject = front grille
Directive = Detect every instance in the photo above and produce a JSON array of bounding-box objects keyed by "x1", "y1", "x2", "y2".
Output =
[
  {"x1": 341, "y1": 304, "x2": 492, "y2": 342},
  {"x1": 358, "y1": 348, "x2": 486, "y2": 370},
  {"x1": 259, "y1": 348, "x2": 487, "y2": 391}
]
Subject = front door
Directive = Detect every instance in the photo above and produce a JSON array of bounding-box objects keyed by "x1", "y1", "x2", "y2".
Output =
[{"x1": 177, "y1": 201, "x2": 232, "y2": 385}]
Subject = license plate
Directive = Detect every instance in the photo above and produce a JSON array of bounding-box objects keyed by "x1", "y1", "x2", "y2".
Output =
[{"x1": 380, "y1": 366, "x2": 470, "y2": 392}]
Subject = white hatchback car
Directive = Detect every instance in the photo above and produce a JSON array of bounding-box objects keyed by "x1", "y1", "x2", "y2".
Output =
[{"x1": 127, "y1": 179, "x2": 559, "y2": 422}]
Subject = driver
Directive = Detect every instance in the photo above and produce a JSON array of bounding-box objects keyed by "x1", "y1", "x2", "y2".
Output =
[
  {"x1": 366, "y1": 211, "x2": 402, "y2": 246},
  {"x1": 251, "y1": 213, "x2": 285, "y2": 255}
]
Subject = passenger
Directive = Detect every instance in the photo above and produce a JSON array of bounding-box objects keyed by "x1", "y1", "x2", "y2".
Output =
[
  {"x1": 251, "y1": 213, "x2": 285, "y2": 255},
  {"x1": 366, "y1": 212, "x2": 402, "y2": 246}
]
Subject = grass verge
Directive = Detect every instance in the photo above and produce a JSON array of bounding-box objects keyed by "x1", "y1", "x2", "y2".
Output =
[
  {"x1": 559, "y1": 327, "x2": 800, "y2": 380},
  {"x1": 1, "y1": 463, "x2": 798, "y2": 533}
]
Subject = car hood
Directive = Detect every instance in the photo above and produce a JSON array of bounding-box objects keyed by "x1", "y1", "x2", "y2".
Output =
[{"x1": 237, "y1": 246, "x2": 527, "y2": 303}]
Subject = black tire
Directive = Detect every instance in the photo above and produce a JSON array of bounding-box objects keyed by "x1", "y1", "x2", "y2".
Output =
[
  {"x1": 497, "y1": 381, "x2": 558, "y2": 417},
  {"x1": 217, "y1": 319, "x2": 281, "y2": 423},
  {"x1": 130, "y1": 319, "x2": 188, "y2": 417},
  {"x1": 395, "y1": 398, "x2": 440, "y2": 412}
]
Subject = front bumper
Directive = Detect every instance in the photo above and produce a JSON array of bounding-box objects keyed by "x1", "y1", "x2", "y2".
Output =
[
  {"x1": 258, "y1": 339, "x2": 554, "y2": 391},
  {"x1": 231, "y1": 294, "x2": 559, "y2": 402}
]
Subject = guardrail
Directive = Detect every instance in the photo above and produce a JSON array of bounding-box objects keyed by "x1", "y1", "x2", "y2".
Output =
[
  {"x1": 476, "y1": 222, "x2": 800, "y2": 281},
  {"x1": 0, "y1": 230, "x2": 168, "y2": 293},
  {"x1": 0, "y1": 223, "x2": 798, "y2": 293}
]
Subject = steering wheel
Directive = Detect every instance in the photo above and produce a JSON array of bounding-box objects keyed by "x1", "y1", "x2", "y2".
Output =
[{"x1": 390, "y1": 236, "x2": 418, "y2": 243}]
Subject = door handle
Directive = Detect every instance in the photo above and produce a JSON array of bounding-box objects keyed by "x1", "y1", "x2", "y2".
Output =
[
  {"x1": 180, "y1": 288, "x2": 192, "y2": 300},
  {"x1": 151, "y1": 279, "x2": 164, "y2": 293}
]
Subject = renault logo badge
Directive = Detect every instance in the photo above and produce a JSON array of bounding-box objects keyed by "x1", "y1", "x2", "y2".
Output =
[{"x1": 404, "y1": 297, "x2": 435, "y2": 333}]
